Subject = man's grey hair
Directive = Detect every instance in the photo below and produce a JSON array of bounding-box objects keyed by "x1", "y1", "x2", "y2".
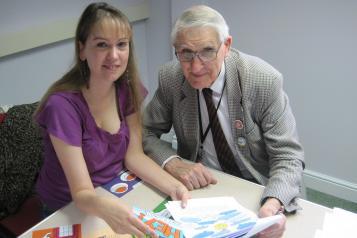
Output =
[{"x1": 171, "y1": 5, "x2": 230, "y2": 45}]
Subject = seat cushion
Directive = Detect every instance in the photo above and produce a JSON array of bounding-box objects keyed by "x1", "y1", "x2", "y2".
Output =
[{"x1": 0, "y1": 195, "x2": 42, "y2": 237}]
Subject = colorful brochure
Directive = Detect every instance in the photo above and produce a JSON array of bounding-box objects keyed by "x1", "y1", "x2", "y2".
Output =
[{"x1": 133, "y1": 207, "x2": 184, "y2": 238}]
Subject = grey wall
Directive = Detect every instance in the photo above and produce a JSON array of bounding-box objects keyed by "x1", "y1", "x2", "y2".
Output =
[
  {"x1": 1, "y1": 0, "x2": 356, "y2": 199},
  {"x1": 145, "y1": 0, "x2": 172, "y2": 97},
  {"x1": 0, "y1": 39, "x2": 73, "y2": 105}
]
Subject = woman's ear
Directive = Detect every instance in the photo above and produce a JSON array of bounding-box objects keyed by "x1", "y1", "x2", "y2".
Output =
[{"x1": 79, "y1": 41, "x2": 85, "y2": 61}]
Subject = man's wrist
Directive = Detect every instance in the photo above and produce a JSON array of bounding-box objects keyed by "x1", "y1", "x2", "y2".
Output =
[
  {"x1": 263, "y1": 197, "x2": 284, "y2": 213},
  {"x1": 162, "y1": 155, "x2": 182, "y2": 169}
]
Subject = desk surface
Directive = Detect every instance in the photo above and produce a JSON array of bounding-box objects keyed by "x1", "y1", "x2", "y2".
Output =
[{"x1": 19, "y1": 170, "x2": 330, "y2": 238}]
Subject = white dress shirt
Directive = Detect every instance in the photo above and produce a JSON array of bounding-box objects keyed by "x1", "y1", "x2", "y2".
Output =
[{"x1": 198, "y1": 62, "x2": 253, "y2": 178}]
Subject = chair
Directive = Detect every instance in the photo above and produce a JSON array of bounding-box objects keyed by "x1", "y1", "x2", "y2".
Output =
[
  {"x1": 0, "y1": 195, "x2": 42, "y2": 237},
  {"x1": 0, "y1": 102, "x2": 43, "y2": 237}
]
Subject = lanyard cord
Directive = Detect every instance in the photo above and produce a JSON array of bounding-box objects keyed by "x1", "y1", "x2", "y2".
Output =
[{"x1": 197, "y1": 78, "x2": 227, "y2": 144}]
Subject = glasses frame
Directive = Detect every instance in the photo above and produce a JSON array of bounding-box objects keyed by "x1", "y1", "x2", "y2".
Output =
[{"x1": 175, "y1": 42, "x2": 222, "y2": 63}]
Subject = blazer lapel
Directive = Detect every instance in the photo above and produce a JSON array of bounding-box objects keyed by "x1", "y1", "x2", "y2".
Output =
[
  {"x1": 225, "y1": 52, "x2": 266, "y2": 184},
  {"x1": 225, "y1": 57, "x2": 244, "y2": 142},
  {"x1": 225, "y1": 56, "x2": 250, "y2": 156},
  {"x1": 179, "y1": 80, "x2": 200, "y2": 160}
]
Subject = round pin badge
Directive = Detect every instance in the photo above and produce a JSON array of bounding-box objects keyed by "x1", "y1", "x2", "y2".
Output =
[
  {"x1": 237, "y1": 137, "x2": 246, "y2": 147},
  {"x1": 235, "y1": 120, "x2": 244, "y2": 129}
]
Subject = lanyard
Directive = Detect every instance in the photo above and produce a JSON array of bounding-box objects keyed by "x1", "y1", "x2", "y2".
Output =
[{"x1": 197, "y1": 78, "x2": 227, "y2": 144}]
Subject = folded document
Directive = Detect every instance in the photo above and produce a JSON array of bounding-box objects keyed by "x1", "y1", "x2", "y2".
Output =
[
  {"x1": 134, "y1": 196, "x2": 282, "y2": 238},
  {"x1": 165, "y1": 196, "x2": 282, "y2": 238}
]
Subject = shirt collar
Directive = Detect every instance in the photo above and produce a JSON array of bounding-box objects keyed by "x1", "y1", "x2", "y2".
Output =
[{"x1": 210, "y1": 62, "x2": 226, "y2": 96}]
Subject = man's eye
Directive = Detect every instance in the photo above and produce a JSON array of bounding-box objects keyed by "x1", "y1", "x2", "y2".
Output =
[
  {"x1": 201, "y1": 49, "x2": 216, "y2": 54},
  {"x1": 202, "y1": 48, "x2": 216, "y2": 53},
  {"x1": 201, "y1": 49, "x2": 216, "y2": 55},
  {"x1": 97, "y1": 42, "x2": 108, "y2": 48},
  {"x1": 178, "y1": 47, "x2": 193, "y2": 54},
  {"x1": 182, "y1": 51, "x2": 193, "y2": 56},
  {"x1": 203, "y1": 47, "x2": 215, "y2": 51}
]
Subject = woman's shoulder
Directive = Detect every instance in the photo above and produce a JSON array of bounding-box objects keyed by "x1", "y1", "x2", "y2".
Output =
[
  {"x1": 44, "y1": 91, "x2": 88, "y2": 117},
  {"x1": 48, "y1": 91, "x2": 81, "y2": 104},
  {"x1": 46, "y1": 91, "x2": 85, "y2": 109}
]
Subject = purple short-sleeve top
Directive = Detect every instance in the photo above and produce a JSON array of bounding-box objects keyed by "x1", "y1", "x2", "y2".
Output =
[{"x1": 35, "y1": 80, "x2": 147, "y2": 210}]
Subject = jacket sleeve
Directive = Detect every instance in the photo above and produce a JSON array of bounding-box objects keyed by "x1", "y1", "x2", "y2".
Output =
[
  {"x1": 142, "y1": 66, "x2": 178, "y2": 166},
  {"x1": 257, "y1": 72, "x2": 305, "y2": 213}
]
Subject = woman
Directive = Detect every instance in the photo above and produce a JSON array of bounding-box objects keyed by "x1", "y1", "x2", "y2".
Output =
[{"x1": 34, "y1": 2, "x2": 189, "y2": 237}]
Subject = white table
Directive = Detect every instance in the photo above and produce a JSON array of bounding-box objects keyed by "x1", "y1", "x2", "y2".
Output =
[{"x1": 19, "y1": 169, "x2": 331, "y2": 238}]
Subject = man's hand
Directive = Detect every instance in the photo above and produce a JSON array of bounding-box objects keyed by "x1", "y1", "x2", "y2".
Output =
[
  {"x1": 257, "y1": 198, "x2": 286, "y2": 238},
  {"x1": 164, "y1": 158, "x2": 217, "y2": 190}
]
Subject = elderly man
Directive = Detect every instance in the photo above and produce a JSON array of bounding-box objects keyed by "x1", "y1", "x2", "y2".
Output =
[{"x1": 143, "y1": 5, "x2": 304, "y2": 238}]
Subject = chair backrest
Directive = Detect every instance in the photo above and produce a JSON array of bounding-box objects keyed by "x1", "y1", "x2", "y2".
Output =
[{"x1": 0, "y1": 102, "x2": 43, "y2": 219}]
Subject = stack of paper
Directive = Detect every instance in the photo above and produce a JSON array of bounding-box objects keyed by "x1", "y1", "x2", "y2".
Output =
[
  {"x1": 314, "y1": 207, "x2": 357, "y2": 238},
  {"x1": 165, "y1": 196, "x2": 282, "y2": 238}
]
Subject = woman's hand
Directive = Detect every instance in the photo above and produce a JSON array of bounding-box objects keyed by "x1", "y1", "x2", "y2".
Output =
[
  {"x1": 169, "y1": 184, "x2": 191, "y2": 208},
  {"x1": 98, "y1": 197, "x2": 158, "y2": 238}
]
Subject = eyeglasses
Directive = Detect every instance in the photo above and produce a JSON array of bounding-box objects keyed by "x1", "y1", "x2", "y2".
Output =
[{"x1": 175, "y1": 43, "x2": 222, "y2": 62}]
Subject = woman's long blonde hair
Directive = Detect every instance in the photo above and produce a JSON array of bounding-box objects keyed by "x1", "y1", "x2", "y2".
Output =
[{"x1": 35, "y1": 2, "x2": 143, "y2": 117}]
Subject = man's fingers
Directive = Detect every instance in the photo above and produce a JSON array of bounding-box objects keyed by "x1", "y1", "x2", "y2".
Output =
[
  {"x1": 189, "y1": 173, "x2": 201, "y2": 189},
  {"x1": 202, "y1": 169, "x2": 217, "y2": 185},
  {"x1": 167, "y1": 161, "x2": 217, "y2": 190},
  {"x1": 180, "y1": 175, "x2": 194, "y2": 190}
]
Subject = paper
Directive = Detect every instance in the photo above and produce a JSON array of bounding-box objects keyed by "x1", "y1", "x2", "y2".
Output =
[
  {"x1": 165, "y1": 196, "x2": 282, "y2": 238},
  {"x1": 242, "y1": 215, "x2": 282, "y2": 238},
  {"x1": 314, "y1": 207, "x2": 357, "y2": 238}
]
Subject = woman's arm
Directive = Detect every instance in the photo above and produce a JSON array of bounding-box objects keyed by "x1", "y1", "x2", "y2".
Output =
[
  {"x1": 124, "y1": 113, "x2": 190, "y2": 207},
  {"x1": 49, "y1": 134, "x2": 157, "y2": 237}
]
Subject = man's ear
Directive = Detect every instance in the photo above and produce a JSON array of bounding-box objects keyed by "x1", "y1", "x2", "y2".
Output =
[
  {"x1": 224, "y1": 36, "x2": 232, "y2": 55},
  {"x1": 79, "y1": 41, "x2": 85, "y2": 61}
]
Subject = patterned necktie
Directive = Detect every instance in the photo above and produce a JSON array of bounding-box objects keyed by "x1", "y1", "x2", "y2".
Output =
[{"x1": 202, "y1": 88, "x2": 243, "y2": 178}]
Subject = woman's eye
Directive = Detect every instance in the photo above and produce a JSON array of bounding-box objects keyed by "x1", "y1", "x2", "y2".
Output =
[
  {"x1": 117, "y1": 41, "x2": 128, "y2": 49},
  {"x1": 97, "y1": 42, "x2": 108, "y2": 48}
]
